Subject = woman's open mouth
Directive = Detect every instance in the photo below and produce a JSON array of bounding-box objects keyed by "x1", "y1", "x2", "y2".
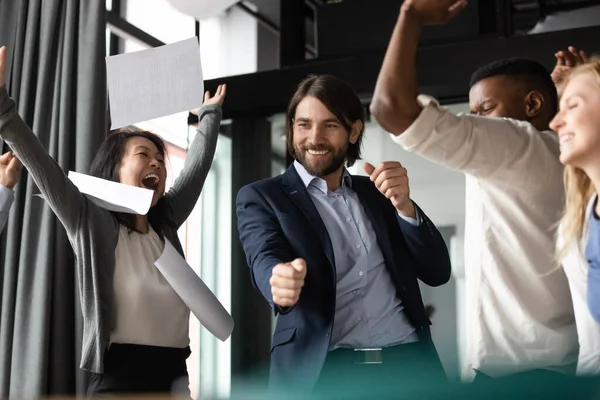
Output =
[{"x1": 141, "y1": 173, "x2": 160, "y2": 190}]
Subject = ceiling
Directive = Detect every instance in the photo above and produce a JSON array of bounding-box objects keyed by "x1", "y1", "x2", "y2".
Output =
[
  {"x1": 241, "y1": 0, "x2": 316, "y2": 49},
  {"x1": 246, "y1": 0, "x2": 280, "y2": 26},
  {"x1": 512, "y1": 0, "x2": 600, "y2": 33},
  {"x1": 240, "y1": 0, "x2": 600, "y2": 39}
]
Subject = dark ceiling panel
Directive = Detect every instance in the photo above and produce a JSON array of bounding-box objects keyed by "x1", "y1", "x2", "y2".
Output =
[
  {"x1": 247, "y1": 0, "x2": 281, "y2": 27},
  {"x1": 241, "y1": 0, "x2": 315, "y2": 48},
  {"x1": 204, "y1": 24, "x2": 600, "y2": 119},
  {"x1": 512, "y1": 0, "x2": 600, "y2": 33}
]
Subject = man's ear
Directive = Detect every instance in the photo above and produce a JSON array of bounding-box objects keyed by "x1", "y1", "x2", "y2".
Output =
[
  {"x1": 349, "y1": 120, "x2": 363, "y2": 144},
  {"x1": 525, "y1": 91, "x2": 544, "y2": 119}
]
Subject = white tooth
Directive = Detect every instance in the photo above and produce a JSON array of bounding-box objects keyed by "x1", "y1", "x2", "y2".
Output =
[{"x1": 560, "y1": 134, "x2": 573, "y2": 144}]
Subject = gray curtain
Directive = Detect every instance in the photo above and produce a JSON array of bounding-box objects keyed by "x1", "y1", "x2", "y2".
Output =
[{"x1": 0, "y1": 0, "x2": 106, "y2": 397}]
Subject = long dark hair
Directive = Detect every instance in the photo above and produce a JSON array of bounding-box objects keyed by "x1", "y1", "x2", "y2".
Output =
[
  {"x1": 88, "y1": 129, "x2": 172, "y2": 236},
  {"x1": 286, "y1": 74, "x2": 365, "y2": 167}
]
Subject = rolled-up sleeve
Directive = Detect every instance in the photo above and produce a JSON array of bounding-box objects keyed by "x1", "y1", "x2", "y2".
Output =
[{"x1": 390, "y1": 95, "x2": 545, "y2": 180}]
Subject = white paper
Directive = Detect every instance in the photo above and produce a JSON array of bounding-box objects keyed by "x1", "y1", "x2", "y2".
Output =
[
  {"x1": 106, "y1": 37, "x2": 204, "y2": 130},
  {"x1": 67, "y1": 171, "x2": 154, "y2": 215},
  {"x1": 155, "y1": 239, "x2": 234, "y2": 341}
]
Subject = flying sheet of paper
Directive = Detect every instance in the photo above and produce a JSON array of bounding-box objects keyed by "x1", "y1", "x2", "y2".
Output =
[
  {"x1": 155, "y1": 239, "x2": 234, "y2": 342},
  {"x1": 67, "y1": 171, "x2": 154, "y2": 215},
  {"x1": 106, "y1": 37, "x2": 204, "y2": 130}
]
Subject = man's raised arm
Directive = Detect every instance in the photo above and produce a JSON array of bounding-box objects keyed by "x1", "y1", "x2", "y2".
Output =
[{"x1": 370, "y1": 0, "x2": 467, "y2": 135}]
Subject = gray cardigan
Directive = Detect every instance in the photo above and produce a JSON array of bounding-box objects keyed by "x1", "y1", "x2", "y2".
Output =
[{"x1": 0, "y1": 85, "x2": 222, "y2": 373}]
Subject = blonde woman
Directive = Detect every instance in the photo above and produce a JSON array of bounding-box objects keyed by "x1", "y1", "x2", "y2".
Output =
[{"x1": 551, "y1": 57, "x2": 600, "y2": 375}]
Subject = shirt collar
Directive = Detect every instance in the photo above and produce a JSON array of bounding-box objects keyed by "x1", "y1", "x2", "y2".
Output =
[{"x1": 293, "y1": 160, "x2": 352, "y2": 194}]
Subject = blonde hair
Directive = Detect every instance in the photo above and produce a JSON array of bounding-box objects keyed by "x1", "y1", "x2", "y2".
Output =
[{"x1": 556, "y1": 58, "x2": 600, "y2": 262}]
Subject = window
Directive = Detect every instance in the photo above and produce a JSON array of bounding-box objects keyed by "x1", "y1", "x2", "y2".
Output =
[
  {"x1": 168, "y1": 128, "x2": 232, "y2": 400},
  {"x1": 123, "y1": 0, "x2": 196, "y2": 54},
  {"x1": 199, "y1": 7, "x2": 258, "y2": 79},
  {"x1": 194, "y1": 133, "x2": 232, "y2": 399},
  {"x1": 105, "y1": 27, "x2": 111, "y2": 57}
]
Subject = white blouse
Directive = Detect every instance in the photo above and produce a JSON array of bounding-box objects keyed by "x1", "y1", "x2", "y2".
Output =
[
  {"x1": 560, "y1": 194, "x2": 600, "y2": 375},
  {"x1": 110, "y1": 225, "x2": 190, "y2": 348}
]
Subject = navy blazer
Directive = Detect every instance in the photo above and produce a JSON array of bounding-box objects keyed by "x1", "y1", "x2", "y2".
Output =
[{"x1": 236, "y1": 165, "x2": 451, "y2": 389}]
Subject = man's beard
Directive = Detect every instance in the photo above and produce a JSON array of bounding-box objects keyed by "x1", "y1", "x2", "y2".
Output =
[{"x1": 294, "y1": 142, "x2": 348, "y2": 177}]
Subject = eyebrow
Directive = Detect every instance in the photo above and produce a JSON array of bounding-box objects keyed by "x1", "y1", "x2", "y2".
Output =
[
  {"x1": 133, "y1": 145, "x2": 163, "y2": 156},
  {"x1": 560, "y1": 94, "x2": 580, "y2": 105},
  {"x1": 133, "y1": 145, "x2": 152, "y2": 152},
  {"x1": 475, "y1": 99, "x2": 494, "y2": 107},
  {"x1": 295, "y1": 117, "x2": 341, "y2": 124}
]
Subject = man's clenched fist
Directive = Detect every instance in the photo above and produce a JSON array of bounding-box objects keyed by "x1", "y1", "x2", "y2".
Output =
[
  {"x1": 363, "y1": 161, "x2": 416, "y2": 218},
  {"x1": 270, "y1": 258, "x2": 307, "y2": 307}
]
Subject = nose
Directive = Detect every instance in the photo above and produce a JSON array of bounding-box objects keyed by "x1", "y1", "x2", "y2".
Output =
[
  {"x1": 549, "y1": 111, "x2": 564, "y2": 132},
  {"x1": 149, "y1": 157, "x2": 161, "y2": 169},
  {"x1": 307, "y1": 124, "x2": 325, "y2": 140}
]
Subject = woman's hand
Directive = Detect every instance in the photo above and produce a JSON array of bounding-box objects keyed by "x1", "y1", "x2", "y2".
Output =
[
  {"x1": 551, "y1": 46, "x2": 588, "y2": 96},
  {"x1": 190, "y1": 84, "x2": 226, "y2": 115}
]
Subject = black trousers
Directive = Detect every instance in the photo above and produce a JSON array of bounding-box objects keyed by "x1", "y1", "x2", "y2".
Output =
[
  {"x1": 87, "y1": 343, "x2": 191, "y2": 397},
  {"x1": 312, "y1": 341, "x2": 447, "y2": 399}
]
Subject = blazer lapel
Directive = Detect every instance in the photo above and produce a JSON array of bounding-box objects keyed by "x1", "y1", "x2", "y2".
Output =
[
  {"x1": 282, "y1": 166, "x2": 336, "y2": 268},
  {"x1": 351, "y1": 176, "x2": 395, "y2": 265}
]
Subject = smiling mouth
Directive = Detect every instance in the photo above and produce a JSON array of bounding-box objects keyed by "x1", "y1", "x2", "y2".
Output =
[
  {"x1": 141, "y1": 173, "x2": 160, "y2": 190},
  {"x1": 307, "y1": 149, "x2": 330, "y2": 156},
  {"x1": 559, "y1": 133, "x2": 574, "y2": 145}
]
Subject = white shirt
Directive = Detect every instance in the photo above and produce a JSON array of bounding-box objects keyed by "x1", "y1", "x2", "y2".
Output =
[
  {"x1": 391, "y1": 96, "x2": 578, "y2": 380},
  {"x1": 110, "y1": 225, "x2": 190, "y2": 348},
  {"x1": 559, "y1": 194, "x2": 600, "y2": 375}
]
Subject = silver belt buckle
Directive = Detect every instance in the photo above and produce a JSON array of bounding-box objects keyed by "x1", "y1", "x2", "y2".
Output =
[{"x1": 353, "y1": 348, "x2": 383, "y2": 364}]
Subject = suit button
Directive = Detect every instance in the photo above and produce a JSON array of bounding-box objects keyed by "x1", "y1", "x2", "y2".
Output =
[{"x1": 325, "y1": 333, "x2": 329, "y2": 337}]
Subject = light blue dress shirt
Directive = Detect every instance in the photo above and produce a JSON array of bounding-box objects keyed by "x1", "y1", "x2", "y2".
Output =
[{"x1": 294, "y1": 161, "x2": 419, "y2": 350}]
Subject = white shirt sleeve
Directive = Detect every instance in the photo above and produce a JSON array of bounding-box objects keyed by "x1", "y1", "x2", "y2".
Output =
[
  {"x1": 0, "y1": 184, "x2": 14, "y2": 233},
  {"x1": 390, "y1": 95, "x2": 553, "y2": 181}
]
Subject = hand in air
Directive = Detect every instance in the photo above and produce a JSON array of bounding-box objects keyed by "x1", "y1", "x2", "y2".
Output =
[
  {"x1": 190, "y1": 84, "x2": 227, "y2": 115},
  {"x1": 551, "y1": 46, "x2": 588, "y2": 91},
  {"x1": 402, "y1": 0, "x2": 468, "y2": 26}
]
